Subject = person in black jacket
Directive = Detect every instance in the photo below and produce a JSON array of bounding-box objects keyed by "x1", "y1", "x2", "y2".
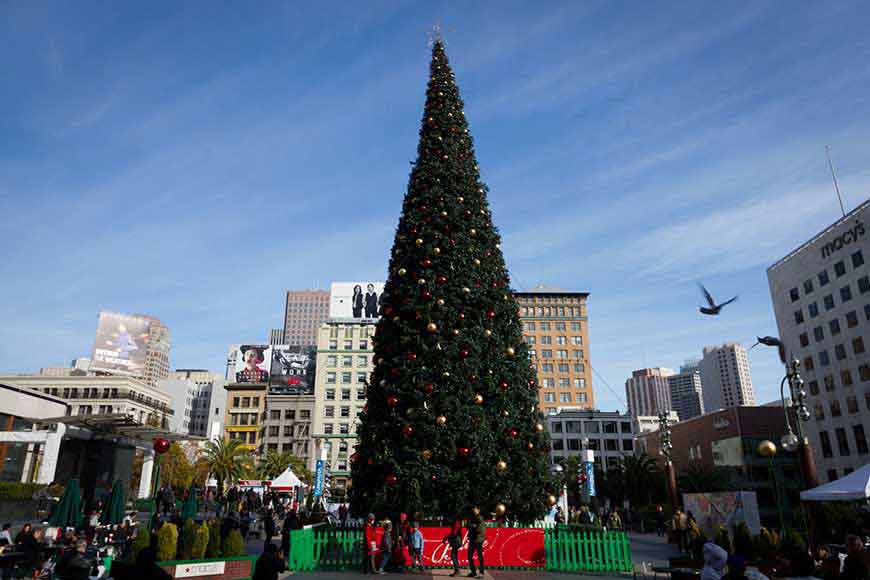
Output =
[
  {"x1": 352, "y1": 285, "x2": 364, "y2": 318},
  {"x1": 466, "y1": 507, "x2": 486, "y2": 579},
  {"x1": 281, "y1": 510, "x2": 298, "y2": 559},
  {"x1": 364, "y1": 284, "x2": 379, "y2": 318},
  {"x1": 56, "y1": 540, "x2": 91, "y2": 580},
  {"x1": 843, "y1": 534, "x2": 869, "y2": 580},
  {"x1": 264, "y1": 509, "x2": 276, "y2": 548},
  {"x1": 253, "y1": 542, "x2": 286, "y2": 580}
]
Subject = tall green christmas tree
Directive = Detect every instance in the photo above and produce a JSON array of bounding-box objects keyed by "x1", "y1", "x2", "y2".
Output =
[{"x1": 349, "y1": 39, "x2": 554, "y2": 522}]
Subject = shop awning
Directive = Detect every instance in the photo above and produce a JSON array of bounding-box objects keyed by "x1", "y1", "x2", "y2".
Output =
[{"x1": 36, "y1": 413, "x2": 201, "y2": 443}]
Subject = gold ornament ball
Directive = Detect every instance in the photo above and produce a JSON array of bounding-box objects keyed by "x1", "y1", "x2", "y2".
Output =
[
  {"x1": 480, "y1": 209, "x2": 486, "y2": 215},
  {"x1": 462, "y1": 287, "x2": 471, "y2": 294},
  {"x1": 506, "y1": 347, "x2": 516, "y2": 357},
  {"x1": 469, "y1": 228, "x2": 477, "y2": 236},
  {"x1": 415, "y1": 238, "x2": 424, "y2": 246},
  {"x1": 421, "y1": 449, "x2": 433, "y2": 460},
  {"x1": 758, "y1": 440, "x2": 777, "y2": 458},
  {"x1": 547, "y1": 495, "x2": 557, "y2": 507},
  {"x1": 440, "y1": 211, "x2": 448, "y2": 217},
  {"x1": 458, "y1": 196, "x2": 465, "y2": 203},
  {"x1": 495, "y1": 504, "x2": 506, "y2": 516},
  {"x1": 434, "y1": 247, "x2": 441, "y2": 255},
  {"x1": 501, "y1": 410, "x2": 510, "y2": 417},
  {"x1": 436, "y1": 298, "x2": 446, "y2": 306},
  {"x1": 442, "y1": 371, "x2": 451, "y2": 378},
  {"x1": 527, "y1": 442, "x2": 534, "y2": 450},
  {"x1": 535, "y1": 423, "x2": 544, "y2": 432},
  {"x1": 474, "y1": 394, "x2": 484, "y2": 405},
  {"x1": 442, "y1": 155, "x2": 449, "y2": 160},
  {"x1": 436, "y1": 415, "x2": 447, "y2": 426},
  {"x1": 484, "y1": 329, "x2": 492, "y2": 337},
  {"x1": 478, "y1": 188, "x2": 484, "y2": 193},
  {"x1": 474, "y1": 259, "x2": 481, "y2": 266},
  {"x1": 398, "y1": 268, "x2": 407, "y2": 275},
  {"x1": 496, "y1": 460, "x2": 507, "y2": 472},
  {"x1": 392, "y1": 316, "x2": 400, "y2": 322},
  {"x1": 452, "y1": 329, "x2": 460, "y2": 336},
  {"x1": 427, "y1": 323, "x2": 438, "y2": 332},
  {"x1": 417, "y1": 278, "x2": 427, "y2": 285}
]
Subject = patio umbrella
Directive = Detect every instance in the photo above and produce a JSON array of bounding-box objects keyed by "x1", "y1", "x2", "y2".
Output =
[
  {"x1": 49, "y1": 478, "x2": 83, "y2": 528},
  {"x1": 181, "y1": 485, "x2": 198, "y2": 521},
  {"x1": 100, "y1": 480, "x2": 126, "y2": 525}
]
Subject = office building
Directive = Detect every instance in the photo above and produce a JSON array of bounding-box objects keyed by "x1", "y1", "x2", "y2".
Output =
[
  {"x1": 158, "y1": 378, "x2": 197, "y2": 434},
  {"x1": 625, "y1": 368, "x2": 674, "y2": 417},
  {"x1": 667, "y1": 360, "x2": 705, "y2": 421},
  {"x1": 269, "y1": 328, "x2": 283, "y2": 345},
  {"x1": 89, "y1": 311, "x2": 170, "y2": 387},
  {"x1": 262, "y1": 394, "x2": 315, "y2": 466},
  {"x1": 311, "y1": 321, "x2": 376, "y2": 500},
  {"x1": 767, "y1": 199, "x2": 870, "y2": 481},
  {"x1": 223, "y1": 383, "x2": 266, "y2": 452},
  {"x1": 171, "y1": 370, "x2": 227, "y2": 440},
  {"x1": 283, "y1": 290, "x2": 330, "y2": 348},
  {"x1": 516, "y1": 285, "x2": 593, "y2": 415},
  {"x1": 634, "y1": 411, "x2": 679, "y2": 434},
  {"x1": 547, "y1": 410, "x2": 636, "y2": 471},
  {"x1": 0, "y1": 374, "x2": 174, "y2": 428},
  {"x1": 699, "y1": 343, "x2": 756, "y2": 412}
]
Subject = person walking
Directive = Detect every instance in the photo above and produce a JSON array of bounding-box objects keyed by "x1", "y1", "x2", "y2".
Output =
[
  {"x1": 409, "y1": 522, "x2": 424, "y2": 572},
  {"x1": 377, "y1": 522, "x2": 393, "y2": 574},
  {"x1": 281, "y1": 509, "x2": 297, "y2": 560},
  {"x1": 466, "y1": 506, "x2": 486, "y2": 579},
  {"x1": 442, "y1": 516, "x2": 463, "y2": 577},
  {"x1": 253, "y1": 542, "x2": 286, "y2": 580},
  {"x1": 263, "y1": 509, "x2": 276, "y2": 548},
  {"x1": 363, "y1": 514, "x2": 378, "y2": 575},
  {"x1": 655, "y1": 505, "x2": 665, "y2": 537},
  {"x1": 608, "y1": 508, "x2": 622, "y2": 531},
  {"x1": 673, "y1": 509, "x2": 688, "y2": 553}
]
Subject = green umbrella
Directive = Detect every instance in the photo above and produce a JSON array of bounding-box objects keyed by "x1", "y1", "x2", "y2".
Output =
[
  {"x1": 100, "y1": 480, "x2": 126, "y2": 525},
  {"x1": 180, "y1": 485, "x2": 198, "y2": 521},
  {"x1": 49, "y1": 478, "x2": 83, "y2": 528}
]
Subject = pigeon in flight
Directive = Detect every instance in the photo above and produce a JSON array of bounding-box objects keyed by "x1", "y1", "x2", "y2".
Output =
[{"x1": 698, "y1": 284, "x2": 737, "y2": 316}]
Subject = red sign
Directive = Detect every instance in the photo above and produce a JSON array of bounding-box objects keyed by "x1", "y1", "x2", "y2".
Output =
[{"x1": 378, "y1": 527, "x2": 545, "y2": 568}]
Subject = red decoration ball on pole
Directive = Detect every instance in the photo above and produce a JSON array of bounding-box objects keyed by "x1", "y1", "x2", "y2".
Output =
[{"x1": 153, "y1": 438, "x2": 170, "y2": 455}]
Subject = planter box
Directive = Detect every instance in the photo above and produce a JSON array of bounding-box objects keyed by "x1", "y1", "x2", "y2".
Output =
[{"x1": 109, "y1": 556, "x2": 255, "y2": 580}]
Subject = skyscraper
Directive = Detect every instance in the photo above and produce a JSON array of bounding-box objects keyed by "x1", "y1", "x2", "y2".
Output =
[
  {"x1": 90, "y1": 311, "x2": 170, "y2": 387},
  {"x1": 699, "y1": 342, "x2": 755, "y2": 412},
  {"x1": 667, "y1": 360, "x2": 705, "y2": 421},
  {"x1": 625, "y1": 367, "x2": 674, "y2": 417},
  {"x1": 268, "y1": 328, "x2": 283, "y2": 345},
  {"x1": 282, "y1": 290, "x2": 330, "y2": 348},
  {"x1": 516, "y1": 285, "x2": 593, "y2": 415}
]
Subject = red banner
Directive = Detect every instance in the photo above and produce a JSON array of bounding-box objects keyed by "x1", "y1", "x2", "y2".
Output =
[{"x1": 375, "y1": 527, "x2": 545, "y2": 568}]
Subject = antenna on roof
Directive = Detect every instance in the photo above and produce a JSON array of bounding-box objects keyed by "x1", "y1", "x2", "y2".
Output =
[{"x1": 826, "y1": 145, "x2": 847, "y2": 218}]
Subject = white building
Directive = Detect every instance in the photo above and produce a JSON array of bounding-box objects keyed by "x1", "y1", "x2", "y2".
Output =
[
  {"x1": 311, "y1": 321, "x2": 375, "y2": 500},
  {"x1": 625, "y1": 368, "x2": 674, "y2": 417},
  {"x1": 667, "y1": 360, "x2": 705, "y2": 421},
  {"x1": 158, "y1": 378, "x2": 197, "y2": 434},
  {"x1": 546, "y1": 410, "x2": 637, "y2": 471},
  {"x1": 634, "y1": 411, "x2": 680, "y2": 433},
  {"x1": 699, "y1": 343, "x2": 756, "y2": 412},
  {"x1": 170, "y1": 370, "x2": 227, "y2": 440},
  {"x1": 767, "y1": 199, "x2": 870, "y2": 482}
]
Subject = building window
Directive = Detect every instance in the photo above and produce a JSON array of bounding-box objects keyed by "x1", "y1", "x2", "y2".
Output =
[
  {"x1": 836, "y1": 427, "x2": 851, "y2": 456},
  {"x1": 571, "y1": 322, "x2": 582, "y2": 331},
  {"x1": 861, "y1": 364, "x2": 870, "y2": 382},
  {"x1": 328, "y1": 340, "x2": 337, "y2": 350},
  {"x1": 847, "y1": 311, "x2": 859, "y2": 328},
  {"x1": 268, "y1": 426, "x2": 279, "y2": 437},
  {"x1": 859, "y1": 277, "x2": 870, "y2": 294},
  {"x1": 525, "y1": 336, "x2": 536, "y2": 345},
  {"x1": 854, "y1": 425, "x2": 868, "y2": 455},
  {"x1": 831, "y1": 319, "x2": 842, "y2": 335},
  {"x1": 339, "y1": 423, "x2": 349, "y2": 434},
  {"x1": 551, "y1": 422, "x2": 563, "y2": 433},
  {"x1": 853, "y1": 250, "x2": 864, "y2": 268},
  {"x1": 835, "y1": 344, "x2": 848, "y2": 361},
  {"x1": 559, "y1": 378, "x2": 570, "y2": 387},
  {"x1": 341, "y1": 389, "x2": 351, "y2": 401},
  {"x1": 841, "y1": 286, "x2": 853, "y2": 302},
  {"x1": 794, "y1": 310, "x2": 804, "y2": 325},
  {"x1": 574, "y1": 363, "x2": 586, "y2": 372},
  {"x1": 341, "y1": 372, "x2": 352, "y2": 384},
  {"x1": 847, "y1": 396, "x2": 859, "y2": 414},
  {"x1": 540, "y1": 322, "x2": 550, "y2": 331},
  {"x1": 327, "y1": 356, "x2": 337, "y2": 367},
  {"x1": 357, "y1": 389, "x2": 366, "y2": 400},
  {"x1": 824, "y1": 375, "x2": 835, "y2": 391},
  {"x1": 284, "y1": 425, "x2": 292, "y2": 436},
  {"x1": 576, "y1": 393, "x2": 587, "y2": 402},
  {"x1": 854, "y1": 337, "x2": 866, "y2": 354},
  {"x1": 566, "y1": 421, "x2": 582, "y2": 434},
  {"x1": 543, "y1": 393, "x2": 555, "y2": 403},
  {"x1": 540, "y1": 336, "x2": 552, "y2": 345},
  {"x1": 341, "y1": 355, "x2": 352, "y2": 367},
  {"x1": 804, "y1": 279, "x2": 814, "y2": 294},
  {"x1": 340, "y1": 406, "x2": 350, "y2": 418},
  {"x1": 270, "y1": 410, "x2": 281, "y2": 420},
  {"x1": 831, "y1": 400, "x2": 842, "y2": 417},
  {"x1": 819, "y1": 270, "x2": 830, "y2": 286},
  {"x1": 842, "y1": 369, "x2": 854, "y2": 387},
  {"x1": 300, "y1": 410, "x2": 310, "y2": 419},
  {"x1": 804, "y1": 356, "x2": 814, "y2": 370},
  {"x1": 541, "y1": 350, "x2": 553, "y2": 359},
  {"x1": 356, "y1": 373, "x2": 367, "y2": 384},
  {"x1": 813, "y1": 327, "x2": 824, "y2": 342},
  {"x1": 542, "y1": 363, "x2": 554, "y2": 373},
  {"x1": 808, "y1": 302, "x2": 819, "y2": 318},
  {"x1": 823, "y1": 294, "x2": 835, "y2": 310},
  {"x1": 327, "y1": 372, "x2": 336, "y2": 384},
  {"x1": 324, "y1": 406, "x2": 334, "y2": 418},
  {"x1": 835, "y1": 261, "x2": 847, "y2": 277},
  {"x1": 326, "y1": 389, "x2": 335, "y2": 401},
  {"x1": 865, "y1": 304, "x2": 870, "y2": 321},
  {"x1": 284, "y1": 410, "x2": 295, "y2": 420},
  {"x1": 799, "y1": 333, "x2": 809, "y2": 347},
  {"x1": 605, "y1": 439, "x2": 618, "y2": 451},
  {"x1": 556, "y1": 336, "x2": 566, "y2": 345},
  {"x1": 820, "y1": 431, "x2": 833, "y2": 458},
  {"x1": 827, "y1": 469, "x2": 838, "y2": 482},
  {"x1": 567, "y1": 439, "x2": 581, "y2": 451},
  {"x1": 814, "y1": 403, "x2": 825, "y2": 420},
  {"x1": 524, "y1": 322, "x2": 536, "y2": 332},
  {"x1": 543, "y1": 378, "x2": 555, "y2": 388},
  {"x1": 790, "y1": 288, "x2": 800, "y2": 302},
  {"x1": 551, "y1": 439, "x2": 564, "y2": 450},
  {"x1": 820, "y1": 351, "x2": 830, "y2": 367},
  {"x1": 559, "y1": 393, "x2": 571, "y2": 403}
]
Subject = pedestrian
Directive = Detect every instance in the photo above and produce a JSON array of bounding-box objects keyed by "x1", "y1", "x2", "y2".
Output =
[
  {"x1": 393, "y1": 512, "x2": 410, "y2": 572},
  {"x1": 673, "y1": 509, "x2": 688, "y2": 553},
  {"x1": 56, "y1": 539, "x2": 91, "y2": 580},
  {"x1": 253, "y1": 542, "x2": 286, "y2": 580},
  {"x1": 442, "y1": 516, "x2": 463, "y2": 578},
  {"x1": 0, "y1": 524, "x2": 11, "y2": 546},
  {"x1": 263, "y1": 509, "x2": 276, "y2": 548},
  {"x1": 655, "y1": 505, "x2": 665, "y2": 537},
  {"x1": 701, "y1": 542, "x2": 728, "y2": 580},
  {"x1": 842, "y1": 534, "x2": 868, "y2": 580},
  {"x1": 409, "y1": 522, "x2": 424, "y2": 572},
  {"x1": 281, "y1": 509, "x2": 297, "y2": 560},
  {"x1": 363, "y1": 513, "x2": 378, "y2": 575},
  {"x1": 377, "y1": 521, "x2": 393, "y2": 574},
  {"x1": 608, "y1": 508, "x2": 622, "y2": 531},
  {"x1": 555, "y1": 506, "x2": 565, "y2": 524},
  {"x1": 466, "y1": 506, "x2": 486, "y2": 579}
]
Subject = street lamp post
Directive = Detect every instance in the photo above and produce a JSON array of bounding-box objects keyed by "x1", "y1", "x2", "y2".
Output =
[
  {"x1": 658, "y1": 412, "x2": 679, "y2": 508},
  {"x1": 758, "y1": 440, "x2": 786, "y2": 534}
]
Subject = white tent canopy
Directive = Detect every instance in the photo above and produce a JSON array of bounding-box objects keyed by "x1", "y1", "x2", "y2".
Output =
[
  {"x1": 270, "y1": 467, "x2": 303, "y2": 491},
  {"x1": 800, "y1": 464, "x2": 870, "y2": 501}
]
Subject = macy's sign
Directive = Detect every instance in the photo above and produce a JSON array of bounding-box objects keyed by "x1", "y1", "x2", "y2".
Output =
[{"x1": 821, "y1": 221, "x2": 865, "y2": 259}]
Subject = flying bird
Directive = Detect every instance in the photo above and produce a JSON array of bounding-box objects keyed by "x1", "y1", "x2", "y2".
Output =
[{"x1": 698, "y1": 284, "x2": 737, "y2": 316}]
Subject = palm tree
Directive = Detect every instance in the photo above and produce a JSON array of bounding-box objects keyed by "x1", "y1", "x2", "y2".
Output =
[
  {"x1": 203, "y1": 438, "x2": 248, "y2": 492},
  {"x1": 679, "y1": 463, "x2": 727, "y2": 493},
  {"x1": 621, "y1": 453, "x2": 663, "y2": 508},
  {"x1": 258, "y1": 449, "x2": 313, "y2": 485}
]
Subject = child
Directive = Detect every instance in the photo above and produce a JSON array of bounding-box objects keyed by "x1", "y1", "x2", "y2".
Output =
[{"x1": 410, "y1": 522, "x2": 424, "y2": 571}]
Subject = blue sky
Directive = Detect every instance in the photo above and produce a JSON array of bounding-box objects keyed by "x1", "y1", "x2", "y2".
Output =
[{"x1": 2, "y1": 2, "x2": 870, "y2": 411}]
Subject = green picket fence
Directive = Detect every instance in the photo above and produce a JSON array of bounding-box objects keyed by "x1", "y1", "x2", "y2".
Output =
[
  {"x1": 289, "y1": 525, "x2": 363, "y2": 571},
  {"x1": 544, "y1": 528, "x2": 632, "y2": 573}
]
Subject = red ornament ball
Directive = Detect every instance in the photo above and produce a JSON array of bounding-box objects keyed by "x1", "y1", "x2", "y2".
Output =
[
  {"x1": 436, "y1": 275, "x2": 448, "y2": 285},
  {"x1": 457, "y1": 312, "x2": 466, "y2": 320},
  {"x1": 486, "y1": 310, "x2": 496, "y2": 319},
  {"x1": 402, "y1": 425, "x2": 414, "y2": 437},
  {"x1": 431, "y1": 474, "x2": 438, "y2": 481},
  {"x1": 457, "y1": 447, "x2": 471, "y2": 457},
  {"x1": 509, "y1": 429, "x2": 519, "y2": 439},
  {"x1": 386, "y1": 474, "x2": 398, "y2": 485},
  {"x1": 423, "y1": 383, "x2": 435, "y2": 395},
  {"x1": 421, "y1": 258, "x2": 432, "y2": 268},
  {"x1": 499, "y1": 381, "x2": 509, "y2": 392},
  {"x1": 420, "y1": 289, "x2": 432, "y2": 299},
  {"x1": 153, "y1": 438, "x2": 170, "y2": 455},
  {"x1": 528, "y1": 379, "x2": 537, "y2": 388},
  {"x1": 386, "y1": 395, "x2": 399, "y2": 407},
  {"x1": 406, "y1": 352, "x2": 417, "y2": 361},
  {"x1": 459, "y1": 349, "x2": 470, "y2": 359}
]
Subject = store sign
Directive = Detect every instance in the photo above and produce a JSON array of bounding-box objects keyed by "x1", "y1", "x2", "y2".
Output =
[
  {"x1": 376, "y1": 527, "x2": 545, "y2": 568},
  {"x1": 175, "y1": 561, "x2": 226, "y2": 578},
  {"x1": 314, "y1": 460, "x2": 325, "y2": 497},
  {"x1": 821, "y1": 220, "x2": 865, "y2": 259}
]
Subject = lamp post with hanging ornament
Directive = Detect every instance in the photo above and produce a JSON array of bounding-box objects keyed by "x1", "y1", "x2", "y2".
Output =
[{"x1": 658, "y1": 412, "x2": 679, "y2": 508}]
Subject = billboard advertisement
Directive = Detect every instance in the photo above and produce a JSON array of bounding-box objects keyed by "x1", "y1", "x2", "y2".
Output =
[
  {"x1": 90, "y1": 312, "x2": 153, "y2": 377},
  {"x1": 269, "y1": 345, "x2": 313, "y2": 393},
  {"x1": 329, "y1": 282, "x2": 384, "y2": 321},
  {"x1": 683, "y1": 491, "x2": 761, "y2": 537},
  {"x1": 233, "y1": 344, "x2": 272, "y2": 383}
]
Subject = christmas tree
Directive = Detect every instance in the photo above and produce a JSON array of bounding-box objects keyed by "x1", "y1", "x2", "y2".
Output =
[{"x1": 349, "y1": 39, "x2": 554, "y2": 522}]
